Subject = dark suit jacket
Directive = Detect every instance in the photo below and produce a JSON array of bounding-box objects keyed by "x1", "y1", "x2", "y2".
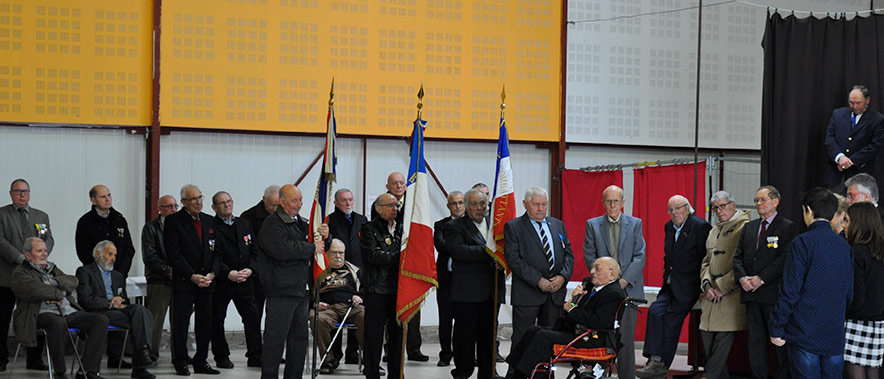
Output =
[
  {"x1": 445, "y1": 216, "x2": 505, "y2": 303},
  {"x1": 434, "y1": 216, "x2": 454, "y2": 290},
  {"x1": 141, "y1": 216, "x2": 172, "y2": 284},
  {"x1": 256, "y1": 208, "x2": 314, "y2": 298},
  {"x1": 564, "y1": 281, "x2": 626, "y2": 332},
  {"x1": 0, "y1": 204, "x2": 54, "y2": 286},
  {"x1": 163, "y1": 209, "x2": 219, "y2": 292},
  {"x1": 503, "y1": 213, "x2": 574, "y2": 306},
  {"x1": 824, "y1": 106, "x2": 884, "y2": 185},
  {"x1": 662, "y1": 215, "x2": 712, "y2": 302},
  {"x1": 76, "y1": 261, "x2": 130, "y2": 311},
  {"x1": 327, "y1": 208, "x2": 368, "y2": 268},
  {"x1": 214, "y1": 216, "x2": 256, "y2": 281},
  {"x1": 733, "y1": 214, "x2": 799, "y2": 304}
]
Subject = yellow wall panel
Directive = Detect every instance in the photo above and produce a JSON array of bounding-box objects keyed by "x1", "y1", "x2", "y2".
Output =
[
  {"x1": 0, "y1": 0, "x2": 153, "y2": 126},
  {"x1": 159, "y1": 0, "x2": 561, "y2": 141}
]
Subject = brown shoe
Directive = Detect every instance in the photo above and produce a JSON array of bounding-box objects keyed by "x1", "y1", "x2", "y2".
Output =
[{"x1": 636, "y1": 360, "x2": 668, "y2": 378}]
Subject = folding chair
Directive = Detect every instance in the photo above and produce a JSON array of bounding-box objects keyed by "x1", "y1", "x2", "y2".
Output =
[
  {"x1": 70, "y1": 325, "x2": 130, "y2": 374},
  {"x1": 531, "y1": 297, "x2": 648, "y2": 379},
  {"x1": 8, "y1": 328, "x2": 53, "y2": 379}
]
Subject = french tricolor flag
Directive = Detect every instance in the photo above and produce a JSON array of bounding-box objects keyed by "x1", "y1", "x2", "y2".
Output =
[{"x1": 396, "y1": 118, "x2": 438, "y2": 325}]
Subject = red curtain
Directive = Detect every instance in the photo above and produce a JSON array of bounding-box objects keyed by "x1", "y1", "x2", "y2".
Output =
[
  {"x1": 561, "y1": 169, "x2": 623, "y2": 281},
  {"x1": 632, "y1": 162, "x2": 707, "y2": 342}
]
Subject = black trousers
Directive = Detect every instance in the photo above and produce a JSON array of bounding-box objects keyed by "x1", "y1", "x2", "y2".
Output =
[
  {"x1": 0, "y1": 286, "x2": 12, "y2": 364},
  {"x1": 452, "y1": 299, "x2": 496, "y2": 379},
  {"x1": 212, "y1": 280, "x2": 263, "y2": 361},
  {"x1": 506, "y1": 325, "x2": 602, "y2": 376},
  {"x1": 100, "y1": 304, "x2": 154, "y2": 365},
  {"x1": 172, "y1": 289, "x2": 213, "y2": 367},
  {"x1": 436, "y1": 282, "x2": 454, "y2": 361},
  {"x1": 746, "y1": 302, "x2": 789, "y2": 379},
  {"x1": 38, "y1": 311, "x2": 108, "y2": 374},
  {"x1": 364, "y1": 293, "x2": 402, "y2": 379},
  {"x1": 253, "y1": 275, "x2": 266, "y2": 327},
  {"x1": 642, "y1": 285, "x2": 695, "y2": 367},
  {"x1": 261, "y1": 296, "x2": 308, "y2": 379}
]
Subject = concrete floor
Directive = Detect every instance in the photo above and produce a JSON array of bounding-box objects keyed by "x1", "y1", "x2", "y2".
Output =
[{"x1": 3, "y1": 340, "x2": 711, "y2": 379}]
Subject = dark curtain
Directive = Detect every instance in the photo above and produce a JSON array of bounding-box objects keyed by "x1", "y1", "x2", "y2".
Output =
[
  {"x1": 761, "y1": 12, "x2": 884, "y2": 223},
  {"x1": 560, "y1": 169, "x2": 622, "y2": 281}
]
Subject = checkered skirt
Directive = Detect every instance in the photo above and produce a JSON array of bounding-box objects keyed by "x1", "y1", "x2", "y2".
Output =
[{"x1": 845, "y1": 319, "x2": 884, "y2": 367}]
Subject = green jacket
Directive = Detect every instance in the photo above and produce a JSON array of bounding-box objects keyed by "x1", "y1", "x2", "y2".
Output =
[{"x1": 11, "y1": 261, "x2": 80, "y2": 347}]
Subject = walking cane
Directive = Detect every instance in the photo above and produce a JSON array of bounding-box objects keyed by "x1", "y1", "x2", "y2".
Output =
[
  {"x1": 53, "y1": 301, "x2": 86, "y2": 374},
  {"x1": 317, "y1": 303, "x2": 355, "y2": 369}
]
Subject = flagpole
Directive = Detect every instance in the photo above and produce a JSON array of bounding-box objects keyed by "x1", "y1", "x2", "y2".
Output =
[
  {"x1": 311, "y1": 78, "x2": 334, "y2": 379},
  {"x1": 491, "y1": 85, "x2": 505, "y2": 377}
]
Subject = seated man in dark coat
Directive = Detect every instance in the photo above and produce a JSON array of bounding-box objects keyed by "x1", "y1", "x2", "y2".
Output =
[
  {"x1": 505, "y1": 257, "x2": 626, "y2": 379},
  {"x1": 311, "y1": 239, "x2": 364, "y2": 375},
  {"x1": 76, "y1": 240, "x2": 156, "y2": 379}
]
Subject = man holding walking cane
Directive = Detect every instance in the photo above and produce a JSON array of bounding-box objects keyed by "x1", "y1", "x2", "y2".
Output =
[{"x1": 310, "y1": 239, "x2": 364, "y2": 375}]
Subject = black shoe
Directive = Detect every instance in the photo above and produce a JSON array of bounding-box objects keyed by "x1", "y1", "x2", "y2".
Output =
[
  {"x1": 75, "y1": 371, "x2": 105, "y2": 379},
  {"x1": 0, "y1": 361, "x2": 6, "y2": 372},
  {"x1": 247, "y1": 358, "x2": 262, "y2": 368},
  {"x1": 135, "y1": 348, "x2": 157, "y2": 369},
  {"x1": 379, "y1": 366, "x2": 386, "y2": 375},
  {"x1": 174, "y1": 364, "x2": 190, "y2": 376},
  {"x1": 131, "y1": 368, "x2": 157, "y2": 379},
  {"x1": 215, "y1": 359, "x2": 234, "y2": 369},
  {"x1": 108, "y1": 358, "x2": 133, "y2": 369},
  {"x1": 408, "y1": 351, "x2": 429, "y2": 362},
  {"x1": 26, "y1": 361, "x2": 49, "y2": 370},
  {"x1": 193, "y1": 362, "x2": 220, "y2": 375},
  {"x1": 437, "y1": 357, "x2": 450, "y2": 367}
]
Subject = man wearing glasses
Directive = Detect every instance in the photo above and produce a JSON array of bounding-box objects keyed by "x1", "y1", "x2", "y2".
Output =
[
  {"x1": 142, "y1": 194, "x2": 178, "y2": 361},
  {"x1": 0, "y1": 178, "x2": 53, "y2": 371},
  {"x1": 583, "y1": 185, "x2": 645, "y2": 379},
  {"x1": 733, "y1": 186, "x2": 799, "y2": 379},
  {"x1": 164, "y1": 185, "x2": 220, "y2": 375},
  {"x1": 637, "y1": 195, "x2": 711, "y2": 378},
  {"x1": 844, "y1": 173, "x2": 884, "y2": 224}
]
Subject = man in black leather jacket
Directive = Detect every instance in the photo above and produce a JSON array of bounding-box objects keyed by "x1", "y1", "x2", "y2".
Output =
[{"x1": 360, "y1": 193, "x2": 403, "y2": 379}]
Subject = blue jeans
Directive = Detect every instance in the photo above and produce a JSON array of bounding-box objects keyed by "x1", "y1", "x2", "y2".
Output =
[{"x1": 787, "y1": 343, "x2": 843, "y2": 378}]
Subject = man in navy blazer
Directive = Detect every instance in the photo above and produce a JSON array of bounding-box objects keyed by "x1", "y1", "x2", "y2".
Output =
[
  {"x1": 637, "y1": 195, "x2": 711, "y2": 378},
  {"x1": 824, "y1": 85, "x2": 884, "y2": 188},
  {"x1": 733, "y1": 185, "x2": 799, "y2": 379},
  {"x1": 445, "y1": 189, "x2": 505, "y2": 379},
  {"x1": 583, "y1": 185, "x2": 646, "y2": 379},
  {"x1": 164, "y1": 184, "x2": 220, "y2": 376},
  {"x1": 503, "y1": 186, "x2": 574, "y2": 374},
  {"x1": 76, "y1": 240, "x2": 156, "y2": 379}
]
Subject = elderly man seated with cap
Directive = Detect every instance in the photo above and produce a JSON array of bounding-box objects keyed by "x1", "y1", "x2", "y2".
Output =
[{"x1": 311, "y1": 239, "x2": 365, "y2": 375}]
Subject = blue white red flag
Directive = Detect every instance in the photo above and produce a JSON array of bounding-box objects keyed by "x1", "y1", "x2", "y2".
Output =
[
  {"x1": 308, "y1": 106, "x2": 337, "y2": 279},
  {"x1": 486, "y1": 118, "x2": 515, "y2": 273},
  {"x1": 396, "y1": 118, "x2": 438, "y2": 325}
]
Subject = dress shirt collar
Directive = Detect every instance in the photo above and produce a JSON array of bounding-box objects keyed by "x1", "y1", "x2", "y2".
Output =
[{"x1": 607, "y1": 214, "x2": 621, "y2": 224}]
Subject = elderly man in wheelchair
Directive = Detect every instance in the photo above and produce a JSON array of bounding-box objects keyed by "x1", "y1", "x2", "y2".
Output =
[{"x1": 506, "y1": 257, "x2": 642, "y2": 379}]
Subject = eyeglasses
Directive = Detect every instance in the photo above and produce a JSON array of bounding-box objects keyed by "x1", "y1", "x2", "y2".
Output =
[
  {"x1": 667, "y1": 204, "x2": 688, "y2": 214},
  {"x1": 11, "y1": 189, "x2": 29, "y2": 195},
  {"x1": 379, "y1": 203, "x2": 397, "y2": 208},
  {"x1": 710, "y1": 201, "x2": 733, "y2": 212},
  {"x1": 328, "y1": 250, "x2": 345, "y2": 255},
  {"x1": 213, "y1": 200, "x2": 233, "y2": 206},
  {"x1": 183, "y1": 195, "x2": 204, "y2": 202},
  {"x1": 603, "y1": 199, "x2": 622, "y2": 205},
  {"x1": 846, "y1": 192, "x2": 865, "y2": 201},
  {"x1": 159, "y1": 204, "x2": 179, "y2": 209}
]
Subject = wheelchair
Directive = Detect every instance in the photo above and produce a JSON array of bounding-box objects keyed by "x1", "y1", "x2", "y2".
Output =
[{"x1": 530, "y1": 297, "x2": 647, "y2": 379}]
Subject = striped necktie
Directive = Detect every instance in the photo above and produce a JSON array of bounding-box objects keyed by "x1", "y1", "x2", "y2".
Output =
[{"x1": 537, "y1": 220, "x2": 554, "y2": 271}]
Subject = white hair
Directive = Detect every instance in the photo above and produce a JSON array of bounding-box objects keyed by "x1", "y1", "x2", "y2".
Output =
[
  {"x1": 523, "y1": 186, "x2": 549, "y2": 202},
  {"x1": 180, "y1": 184, "x2": 199, "y2": 200},
  {"x1": 264, "y1": 185, "x2": 281, "y2": 200}
]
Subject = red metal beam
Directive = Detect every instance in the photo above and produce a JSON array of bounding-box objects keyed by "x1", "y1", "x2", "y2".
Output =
[{"x1": 145, "y1": 0, "x2": 162, "y2": 222}]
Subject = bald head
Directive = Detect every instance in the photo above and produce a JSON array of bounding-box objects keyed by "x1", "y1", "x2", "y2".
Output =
[
  {"x1": 589, "y1": 256, "x2": 621, "y2": 287},
  {"x1": 279, "y1": 184, "x2": 303, "y2": 217},
  {"x1": 89, "y1": 184, "x2": 112, "y2": 213},
  {"x1": 375, "y1": 193, "x2": 399, "y2": 222},
  {"x1": 386, "y1": 172, "x2": 406, "y2": 198},
  {"x1": 667, "y1": 195, "x2": 692, "y2": 226},
  {"x1": 603, "y1": 185, "x2": 625, "y2": 219}
]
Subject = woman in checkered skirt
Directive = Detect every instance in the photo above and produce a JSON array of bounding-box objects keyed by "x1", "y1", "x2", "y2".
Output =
[{"x1": 844, "y1": 202, "x2": 884, "y2": 379}]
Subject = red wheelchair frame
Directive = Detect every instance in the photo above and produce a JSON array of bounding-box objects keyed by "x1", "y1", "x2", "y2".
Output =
[{"x1": 530, "y1": 297, "x2": 647, "y2": 379}]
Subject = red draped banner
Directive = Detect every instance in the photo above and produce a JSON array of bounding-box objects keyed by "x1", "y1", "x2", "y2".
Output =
[
  {"x1": 632, "y1": 162, "x2": 707, "y2": 342},
  {"x1": 561, "y1": 169, "x2": 623, "y2": 281}
]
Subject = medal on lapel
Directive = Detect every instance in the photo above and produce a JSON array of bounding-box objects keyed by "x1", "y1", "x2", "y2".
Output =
[{"x1": 766, "y1": 236, "x2": 779, "y2": 249}]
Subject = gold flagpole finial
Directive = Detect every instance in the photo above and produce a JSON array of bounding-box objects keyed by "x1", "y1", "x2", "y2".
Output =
[
  {"x1": 416, "y1": 84, "x2": 424, "y2": 120},
  {"x1": 329, "y1": 78, "x2": 335, "y2": 108},
  {"x1": 500, "y1": 84, "x2": 506, "y2": 118}
]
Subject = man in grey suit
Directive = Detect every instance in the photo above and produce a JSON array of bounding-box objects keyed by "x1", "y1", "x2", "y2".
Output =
[
  {"x1": 0, "y1": 178, "x2": 53, "y2": 371},
  {"x1": 503, "y1": 186, "x2": 574, "y2": 374},
  {"x1": 583, "y1": 185, "x2": 646, "y2": 379}
]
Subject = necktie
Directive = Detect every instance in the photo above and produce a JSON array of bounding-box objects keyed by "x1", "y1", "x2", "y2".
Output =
[
  {"x1": 537, "y1": 220, "x2": 554, "y2": 271},
  {"x1": 19, "y1": 208, "x2": 30, "y2": 236},
  {"x1": 589, "y1": 288, "x2": 597, "y2": 298},
  {"x1": 851, "y1": 114, "x2": 857, "y2": 132},
  {"x1": 757, "y1": 219, "x2": 768, "y2": 249}
]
